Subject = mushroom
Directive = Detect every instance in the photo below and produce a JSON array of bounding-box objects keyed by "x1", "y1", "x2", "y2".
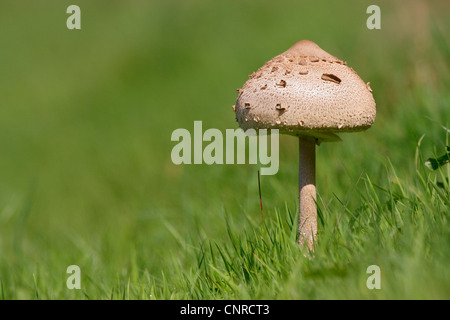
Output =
[{"x1": 233, "y1": 40, "x2": 376, "y2": 250}]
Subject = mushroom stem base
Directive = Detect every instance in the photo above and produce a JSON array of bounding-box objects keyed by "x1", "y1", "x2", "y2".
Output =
[{"x1": 298, "y1": 136, "x2": 317, "y2": 250}]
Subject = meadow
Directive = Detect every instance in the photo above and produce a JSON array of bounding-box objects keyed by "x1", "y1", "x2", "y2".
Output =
[{"x1": 0, "y1": 0, "x2": 448, "y2": 299}]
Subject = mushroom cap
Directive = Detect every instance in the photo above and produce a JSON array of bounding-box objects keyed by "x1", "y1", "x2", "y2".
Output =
[{"x1": 234, "y1": 40, "x2": 376, "y2": 142}]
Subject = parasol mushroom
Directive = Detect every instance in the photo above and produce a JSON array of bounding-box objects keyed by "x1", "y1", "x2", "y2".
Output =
[{"x1": 234, "y1": 40, "x2": 376, "y2": 250}]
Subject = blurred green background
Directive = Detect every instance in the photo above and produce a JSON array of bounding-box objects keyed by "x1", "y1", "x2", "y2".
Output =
[{"x1": 0, "y1": 0, "x2": 448, "y2": 299}]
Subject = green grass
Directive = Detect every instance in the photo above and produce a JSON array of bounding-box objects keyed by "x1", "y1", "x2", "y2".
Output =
[{"x1": 0, "y1": 0, "x2": 449, "y2": 299}]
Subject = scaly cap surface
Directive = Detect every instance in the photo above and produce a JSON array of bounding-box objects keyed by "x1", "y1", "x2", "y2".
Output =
[{"x1": 234, "y1": 40, "x2": 376, "y2": 142}]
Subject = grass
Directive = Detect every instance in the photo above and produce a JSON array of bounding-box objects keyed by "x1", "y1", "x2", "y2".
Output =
[
  {"x1": 150, "y1": 137, "x2": 450, "y2": 300},
  {"x1": 0, "y1": 0, "x2": 449, "y2": 299}
]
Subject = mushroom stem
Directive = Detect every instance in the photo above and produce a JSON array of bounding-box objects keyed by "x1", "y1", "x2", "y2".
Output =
[{"x1": 298, "y1": 136, "x2": 317, "y2": 250}]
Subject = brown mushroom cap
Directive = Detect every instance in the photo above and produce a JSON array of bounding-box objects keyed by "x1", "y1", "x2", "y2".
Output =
[{"x1": 235, "y1": 40, "x2": 376, "y2": 142}]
